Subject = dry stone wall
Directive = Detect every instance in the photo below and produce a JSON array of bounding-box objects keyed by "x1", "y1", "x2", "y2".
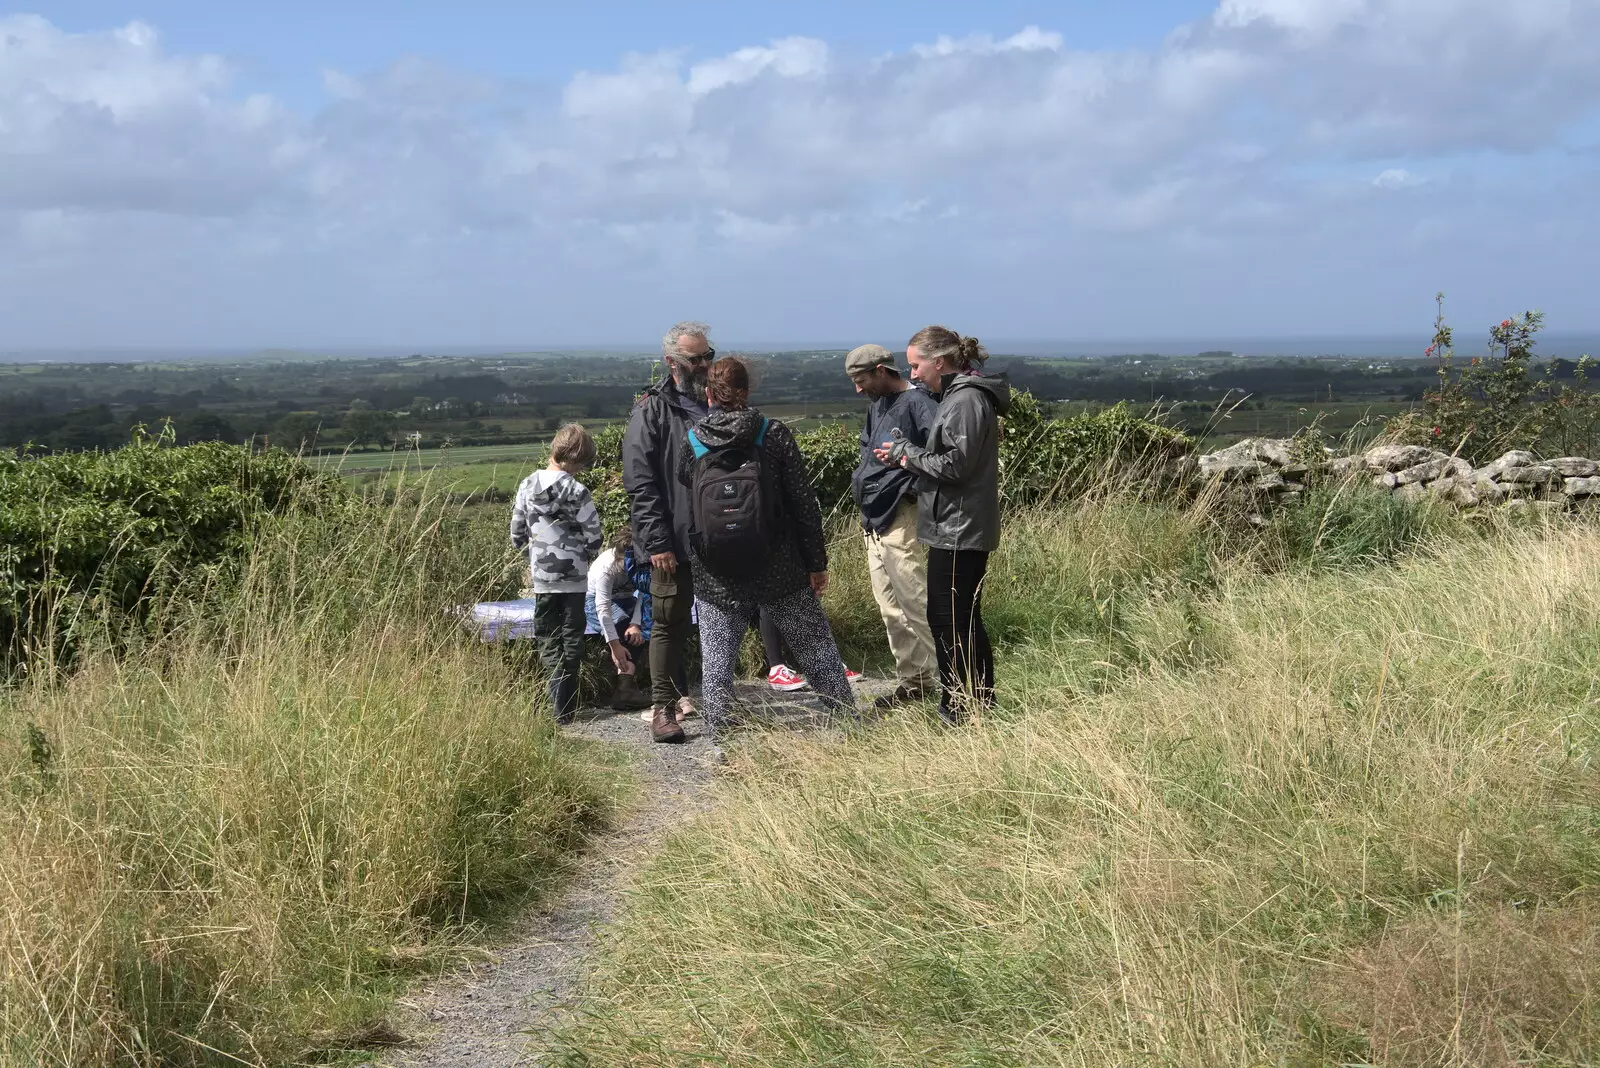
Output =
[{"x1": 1193, "y1": 438, "x2": 1600, "y2": 516}]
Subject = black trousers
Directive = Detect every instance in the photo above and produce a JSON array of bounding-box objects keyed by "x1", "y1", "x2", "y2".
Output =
[
  {"x1": 756, "y1": 607, "x2": 792, "y2": 670},
  {"x1": 925, "y1": 548, "x2": 994, "y2": 722},
  {"x1": 533, "y1": 591, "x2": 587, "y2": 723}
]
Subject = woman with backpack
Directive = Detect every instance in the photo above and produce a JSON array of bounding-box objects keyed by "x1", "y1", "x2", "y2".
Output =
[
  {"x1": 678, "y1": 357, "x2": 856, "y2": 742},
  {"x1": 876, "y1": 325, "x2": 1011, "y2": 725}
]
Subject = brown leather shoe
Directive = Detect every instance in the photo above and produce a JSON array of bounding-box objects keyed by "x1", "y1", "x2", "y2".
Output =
[
  {"x1": 651, "y1": 706, "x2": 686, "y2": 744},
  {"x1": 873, "y1": 684, "x2": 928, "y2": 711}
]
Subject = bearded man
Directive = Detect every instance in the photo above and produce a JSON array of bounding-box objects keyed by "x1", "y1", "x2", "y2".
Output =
[{"x1": 622, "y1": 321, "x2": 717, "y2": 742}]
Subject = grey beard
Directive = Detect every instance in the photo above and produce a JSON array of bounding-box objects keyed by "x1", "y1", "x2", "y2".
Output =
[{"x1": 671, "y1": 360, "x2": 709, "y2": 388}]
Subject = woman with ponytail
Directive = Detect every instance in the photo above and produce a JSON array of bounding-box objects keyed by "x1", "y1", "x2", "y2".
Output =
[{"x1": 875, "y1": 326, "x2": 1011, "y2": 724}]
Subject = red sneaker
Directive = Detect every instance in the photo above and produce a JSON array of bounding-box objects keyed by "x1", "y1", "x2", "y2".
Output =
[
  {"x1": 844, "y1": 667, "x2": 864, "y2": 684},
  {"x1": 766, "y1": 665, "x2": 808, "y2": 692}
]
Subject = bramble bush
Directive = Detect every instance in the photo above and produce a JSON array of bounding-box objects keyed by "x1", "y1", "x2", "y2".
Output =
[
  {"x1": 997, "y1": 394, "x2": 1192, "y2": 506},
  {"x1": 0, "y1": 425, "x2": 341, "y2": 670},
  {"x1": 1395, "y1": 293, "x2": 1600, "y2": 462}
]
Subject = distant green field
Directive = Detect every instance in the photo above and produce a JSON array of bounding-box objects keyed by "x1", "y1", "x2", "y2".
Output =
[
  {"x1": 310, "y1": 442, "x2": 549, "y2": 476},
  {"x1": 315, "y1": 447, "x2": 540, "y2": 497},
  {"x1": 310, "y1": 404, "x2": 872, "y2": 492}
]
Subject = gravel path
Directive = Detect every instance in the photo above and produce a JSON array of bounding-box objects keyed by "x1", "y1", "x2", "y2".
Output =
[{"x1": 384, "y1": 676, "x2": 891, "y2": 1068}]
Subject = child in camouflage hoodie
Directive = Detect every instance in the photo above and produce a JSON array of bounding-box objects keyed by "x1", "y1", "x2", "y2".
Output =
[{"x1": 510, "y1": 423, "x2": 603, "y2": 723}]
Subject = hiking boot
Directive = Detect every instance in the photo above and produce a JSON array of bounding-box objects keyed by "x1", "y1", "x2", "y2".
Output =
[
  {"x1": 873, "y1": 683, "x2": 928, "y2": 711},
  {"x1": 609, "y1": 677, "x2": 651, "y2": 712},
  {"x1": 650, "y1": 706, "x2": 686, "y2": 743},
  {"x1": 766, "y1": 664, "x2": 808, "y2": 692}
]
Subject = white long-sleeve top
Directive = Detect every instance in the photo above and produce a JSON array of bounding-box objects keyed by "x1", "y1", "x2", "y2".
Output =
[{"x1": 586, "y1": 549, "x2": 643, "y2": 643}]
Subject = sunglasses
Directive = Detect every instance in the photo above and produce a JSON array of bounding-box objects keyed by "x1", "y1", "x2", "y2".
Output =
[{"x1": 679, "y1": 347, "x2": 716, "y2": 364}]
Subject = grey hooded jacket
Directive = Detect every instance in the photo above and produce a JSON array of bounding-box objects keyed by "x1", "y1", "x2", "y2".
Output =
[{"x1": 887, "y1": 372, "x2": 1012, "y2": 552}]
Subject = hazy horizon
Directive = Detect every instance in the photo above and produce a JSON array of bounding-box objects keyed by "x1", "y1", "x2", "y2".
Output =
[{"x1": 7, "y1": 331, "x2": 1600, "y2": 365}]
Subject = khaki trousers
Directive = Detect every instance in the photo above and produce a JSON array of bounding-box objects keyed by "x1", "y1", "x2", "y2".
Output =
[{"x1": 864, "y1": 498, "x2": 938, "y2": 691}]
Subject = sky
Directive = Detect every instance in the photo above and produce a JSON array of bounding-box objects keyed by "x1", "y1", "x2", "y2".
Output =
[{"x1": 2, "y1": 0, "x2": 1598, "y2": 351}]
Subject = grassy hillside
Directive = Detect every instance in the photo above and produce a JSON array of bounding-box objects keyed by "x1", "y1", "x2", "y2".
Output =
[
  {"x1": 0, "y1": 486, "x2": 619, "y2": 1066},
  {"x1": 555, "y1": 500, "x2": 1600, "y2": 1066},
  {"x1": 6, "y1": 428, "x2": 1596, "y2": 1066}
]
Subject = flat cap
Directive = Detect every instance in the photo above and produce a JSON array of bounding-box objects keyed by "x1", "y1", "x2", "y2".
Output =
[{"x1": 845, "y1": 343, "x2": 900, "y2": 376}]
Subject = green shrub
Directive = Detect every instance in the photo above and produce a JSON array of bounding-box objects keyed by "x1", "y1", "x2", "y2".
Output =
[
  {"x1": 1396, "y1": 293, "x2": 1600, "y2": 461},
  {"x1": 0, "y1": 428, "x2": 340, "y2": 670},
  {"x1": 998, "y1": 395, "x2": 1191, "y2": 507}
]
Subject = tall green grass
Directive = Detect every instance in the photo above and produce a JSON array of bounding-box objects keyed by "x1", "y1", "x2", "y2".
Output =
[
  {"x1": 1, "y1": 489, "x2": 616, "y2": 1066},
  {"x1": 555, "y1": 498, "x2": 1599, "y2": 1067}
]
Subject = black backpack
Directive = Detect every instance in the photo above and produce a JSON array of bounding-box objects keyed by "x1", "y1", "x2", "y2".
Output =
[{"x1": 687, "y1": 419, "x2": 779, "y2": 578}]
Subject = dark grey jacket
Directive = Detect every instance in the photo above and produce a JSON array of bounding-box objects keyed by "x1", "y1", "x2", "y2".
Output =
[
  {"x1": 888, "y1": 373, "x2": 1012, "y2": 552},
  {"x1": 676, "y1": 407, "x2": 827, "y2": 610},
  {"x1": 622, "y1": 377, "x2": 707, "y2": 561}
]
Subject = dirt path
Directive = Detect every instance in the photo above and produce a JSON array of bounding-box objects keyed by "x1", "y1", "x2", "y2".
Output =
[{"x1": 385, "y1": 677, "x2": 890, "y2": 1068}]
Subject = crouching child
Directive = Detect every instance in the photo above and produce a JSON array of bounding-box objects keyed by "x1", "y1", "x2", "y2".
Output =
[{"x1": 585, "y1": 525, "x2": 656, "y2": 712}]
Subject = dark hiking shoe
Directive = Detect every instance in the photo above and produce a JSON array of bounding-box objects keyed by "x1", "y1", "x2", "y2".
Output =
[
  {"x1": 651, "y1": 706, "x2": 686, "y2": 744},
  {"x1": 609, "y1": 678, "x2": 651, "y2": 711},
  {"x1": 873, "y1": 684, "x2": 928, "y2": 711}
]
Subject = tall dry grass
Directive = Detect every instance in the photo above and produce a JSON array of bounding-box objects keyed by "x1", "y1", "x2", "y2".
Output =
[
  {"x1": 555, "y1": 501, "x2": 1599, "y2": 1066},
  {"x1": 1, "y1": 491, "x2": 616, "y2": 1066}
]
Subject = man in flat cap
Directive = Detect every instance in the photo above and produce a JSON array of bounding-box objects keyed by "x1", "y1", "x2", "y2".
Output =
[{"x1": 846, "y1": 344, "x2": 939, "y2": 709}]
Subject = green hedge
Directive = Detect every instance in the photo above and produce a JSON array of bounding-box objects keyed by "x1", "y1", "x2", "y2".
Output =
[
  {"x1": 2, "y1": 397, "x2": 1186, "y2": 664},
  {"x1": 581, "y1": 391, "x2": 1190, "y2": 533},
  {"x1": 1, "y1": 429, "x2": 341, "y2": 667}
]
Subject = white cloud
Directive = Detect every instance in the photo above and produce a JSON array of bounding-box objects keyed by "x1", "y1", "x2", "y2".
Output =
[
  {"x1": 1372, "y1": 168, "x2": 1423, "y2": 189},
  {"x1": 0, "y1": 14, "x2": 303, "y2": 215},
  {"x1": 688, "y1": 37, "x2": 829, "y2": 95},
  {"x1": 911, "y1": 25, "x2": 1065, "y2": 58},
  {"x1": 1, "y1": 0, "x2": 1598, "y2": 345},
  {"x1": 1213, "y1": 0, "x2": 1371, "y2": 36}
]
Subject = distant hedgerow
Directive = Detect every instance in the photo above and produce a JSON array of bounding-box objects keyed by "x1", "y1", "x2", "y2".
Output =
[{"x1": 576, "y1": 390, "x2": 1190, "y2": 535}]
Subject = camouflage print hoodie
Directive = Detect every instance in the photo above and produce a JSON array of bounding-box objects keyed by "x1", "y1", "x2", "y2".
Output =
[{"x1": 509, "y1": 469, "x2": 603, "y2": 594}]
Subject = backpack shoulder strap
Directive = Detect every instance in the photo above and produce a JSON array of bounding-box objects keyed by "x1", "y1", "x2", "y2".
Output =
[
  {"x1": 687, "y1": 428, "x2": 709, "y2": 460},
  {"x1": 754, "y1": 418, "x2": 770, "y2": 447}
]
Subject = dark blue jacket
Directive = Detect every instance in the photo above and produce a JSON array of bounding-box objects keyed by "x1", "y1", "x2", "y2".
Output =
[{"x1": 853, "y1": 386, "x2": 939, "y2": 534}]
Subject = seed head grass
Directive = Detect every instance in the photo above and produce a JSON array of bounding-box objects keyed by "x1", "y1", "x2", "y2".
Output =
[
  {"x1": 1, "y1": 487, "x2": 618, "y2": 1066},
  {"x1": 554, "y1": 500, "x2": 1600, "y2": 1067}
]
